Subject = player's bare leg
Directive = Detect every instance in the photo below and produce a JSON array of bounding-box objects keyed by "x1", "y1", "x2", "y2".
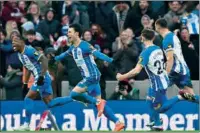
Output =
[{"x1": 15, "y1": 90, "x2": 38, "y2": 131}]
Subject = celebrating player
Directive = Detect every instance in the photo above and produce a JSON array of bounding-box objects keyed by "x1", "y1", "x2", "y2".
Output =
[
  {"x1": 12, "y1": 34, "x2": 77, "y2": 131},
  {"x1": 155, "y1": 18, "x2": 199, "y2": 103},
  {"x1": 116, "y1": 29, "x2": 194, "y2": 131},
  {"x1": 50, "y1": 24, "x2": 124, "y2": 131}
]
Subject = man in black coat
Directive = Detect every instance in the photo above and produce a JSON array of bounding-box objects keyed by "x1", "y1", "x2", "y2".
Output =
[{"x1": 36, "y1": 8, "x2": 61, "y2": 48}]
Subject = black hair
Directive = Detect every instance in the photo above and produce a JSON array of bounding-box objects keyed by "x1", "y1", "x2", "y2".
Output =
[
  {"x1": 26, "y1": 29, "x2": 36, "y2": 35},
  {"x1": 69, "y1": 24, "x2": 83, "y2": 37},
  {"x1": 155, "y1": 18, "x2": 168, "y2": 28},
  {"x1": 185, "y1": 2, "x2": 197, "y2": 13},
  {"x1": 141, "y1": 28, "x2": 155, "y2": 41}
]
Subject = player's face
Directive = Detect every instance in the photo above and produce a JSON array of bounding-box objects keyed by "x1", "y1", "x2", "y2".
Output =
[
  {"x1": 68, "y1": 28, "x2": 78, "y2": 43},
  {"x1": 12, "y1": 36, "x2": 23, "y2": 52}
]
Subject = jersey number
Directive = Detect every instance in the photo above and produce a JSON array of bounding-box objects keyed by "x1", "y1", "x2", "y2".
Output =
[{"x1": 154, "y1": 59, "x2": 166, "y2": 74}]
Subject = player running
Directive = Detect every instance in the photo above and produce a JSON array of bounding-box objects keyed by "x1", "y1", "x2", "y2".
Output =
[
  {"x1": 116, "y1": 29, "x2": 194, "y2": 131},
  {"x1": 50, "y1": 24, "x2": 124, "y2": 131},
  {"x1": 12, "y1": 35, "x2": 77, "y2": 131},
  {"x1": 155, "y1": 18, "x2": 199, "y2": 103}
]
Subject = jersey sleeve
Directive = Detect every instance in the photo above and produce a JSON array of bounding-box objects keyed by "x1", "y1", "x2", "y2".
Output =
[
  {"x1": 162, "y1": 38, "x2": 174, "y2": 52},
  {"x1": 137, "y1": 51, "x2": 149, "y2": 67},
  {"x1": 83, "y1": 42, "x2": 113, "y2": 63},
  {"x1": 55, "y1": 46, "x2": 73, "y2": 61},
  {"x1": 84, "y1": 42, "x2": 96, "y2": 54},
  {"x1": 27, "y1": 47, "x2": 42, "y2": 61}
]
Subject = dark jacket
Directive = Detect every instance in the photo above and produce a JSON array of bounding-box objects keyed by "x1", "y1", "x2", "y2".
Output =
[
  {"x1": 36, "y1": 18, "x2": 60, "y2": 48},
  {"x1": 180, "y1": 38, "x2": 199, "y2": 80},
  {"x1": 0, "y1": 40, "x2": 22, "y2": 69},
  {"x1": 94, "y1": 2, "x2": 115, "y2": 30},
  {"x1": 113, "y1": 40, "x2": 139, "y2": 74},
  {"x1": 106, "y1": 4, "x2": 129, "y2": 42},
  {"x1": 25, "y1": 40, "x2": 45, "y2": 51},
  {"x1": 0, "y1": 69, "x2": 23, "y2": 100},
  {"x1": 124, "y1": 4, "x2": 156, "y2": 37},
  {"x1": 0, "y1": 47, "x2": 6, "y2": 77},
  {"x1": 57, "y1": 1, "x2": 79, "y2": 24}
]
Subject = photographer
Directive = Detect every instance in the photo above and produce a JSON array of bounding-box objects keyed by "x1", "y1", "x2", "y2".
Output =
[{"x1": 109, "y1": 80, "x2": 139, "y2": 100}]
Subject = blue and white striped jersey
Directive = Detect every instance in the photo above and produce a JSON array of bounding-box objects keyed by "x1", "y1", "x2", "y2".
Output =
[
  {"x1": 62, "y1": 41, "x2": 101, "y2": 78},
  {"x1": 18, "y1": 46, "x2": 48, "y2": 80},
  {"x1": 162, "y1": 32, "x2": 189, "y2": 75},
  {"x1": 181, "y1": 13, "x2": 199, "y2": 35},
  {"x1": 138, "y1": 45, "x2": 169, "y2": 91}
]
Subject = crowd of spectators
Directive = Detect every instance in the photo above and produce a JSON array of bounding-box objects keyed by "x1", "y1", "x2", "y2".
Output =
[{"x1": 0, "y1": 1, "x2": 199, "y2": 100}]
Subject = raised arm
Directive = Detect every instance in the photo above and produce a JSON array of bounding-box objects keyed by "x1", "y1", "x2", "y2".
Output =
[
  {"x1": 55, "y1": 46, "x2": 73, "y2": 61},
  {"x1": 88, "y1": 44, "x2": 113, "y2": 63},
  {"x1": 92, "y1": 50, "x2": 113, "y2": 63}
]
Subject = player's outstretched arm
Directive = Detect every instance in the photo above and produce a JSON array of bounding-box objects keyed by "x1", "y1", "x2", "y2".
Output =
[
  {"x1": 165, "y1": 50, "x2": 174, "y2": 74},
  {"x1": 55, "y1": 51, "x2": 69, "y2": 61},
  {"x1": 116, "y1": 64, "x2": 143, "y2": 81},
  {"x1": 92, "y1": 50, "x2": 113, "y2": 63}
]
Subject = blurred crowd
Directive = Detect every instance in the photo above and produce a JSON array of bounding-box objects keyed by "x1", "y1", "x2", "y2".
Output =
[{"x1": 0, "y1": 1, "x2": 199, "y2": 100}]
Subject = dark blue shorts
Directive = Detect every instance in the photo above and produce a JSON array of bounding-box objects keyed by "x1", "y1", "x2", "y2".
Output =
[
  {"x1": 147, "y1": 88, "x2": 167, "y2": 110},
  {"x1": 169, "y1": 71, "x2": 193, "y2": 89},
  {"x1": 31, "y1": 74, "x2": 53, "y2": 98}
]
